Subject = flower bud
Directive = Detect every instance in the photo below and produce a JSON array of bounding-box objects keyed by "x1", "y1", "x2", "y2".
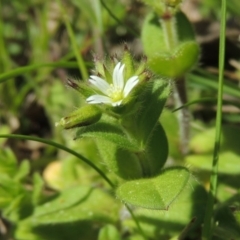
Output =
[{"x1": 55, "y1": 105, "x2": 101, "y2": 129}]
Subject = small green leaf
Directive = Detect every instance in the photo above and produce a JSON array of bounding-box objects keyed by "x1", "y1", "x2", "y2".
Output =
[
  {"x1": 98, "y1": 224, "x2": 121, "y2": 240},
  {"x1": 0, "y1": 175, "x2": 25, "y2": 208},
  {"x1": 32, "y1": 173, "x2": 44, "y2": 206},
  {"x1": 14, "y1": 160, "x2": 30, "y2": 181},
  {"x1": 116, "y1": 167, "x2": 190, "y2": 210},
  {"x1": 0, "y1": 148, "x2": 17, "y2": 177}
]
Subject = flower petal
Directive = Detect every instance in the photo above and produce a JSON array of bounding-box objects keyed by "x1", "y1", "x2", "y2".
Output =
[
  {"x1": 113, "y1": 62, "x2": 124, "y2": 90},
  {"x1": 123, "y1": 76, "x2": 139, "y2": 97},
  {"x1": 89, "y1": 76, "x2": 110, "y2": 95},
  {"x1": 86, "y1": 95, "x2": 112, "y2": 104}
]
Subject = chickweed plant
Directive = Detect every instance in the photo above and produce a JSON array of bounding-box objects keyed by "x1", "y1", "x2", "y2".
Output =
[{"x1": 1, "y1": 0, "x2": 240, "y2": 239}]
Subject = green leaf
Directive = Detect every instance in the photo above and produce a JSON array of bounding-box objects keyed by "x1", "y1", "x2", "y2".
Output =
[
  {"x1": 96, "y1": 139, "x2": 143, "y2": 180},
  {"x1": 116, "y1": 167, "x2": 190, "y2": 209},
  {"x1": 141, "y1": 12, "x2": 199, "y2": 78},
  {"x1": 98, "y1": 224, "x2": 121, "y2": 240},
  {"x1": 14, "y1": 160, "x2": 30, "y2": 181},
  {"x1": 124, "y1": 179, "x2": 207, "y2": 238},
  {"x1": 160, "y1": 110, "x2": 182, "y2": 159},
  {"x1": 0, "y1": 175, "x2": 25, "y2": 208},
  {"x1": 34, "y1": 186, "x2": 91, "y2": 217},
  {"x1": 148, "y1": 41, "x2": 200, "y2": 78},
  {"x1": 76, "y1": 117, "x2": 139, "y2": 152},
  {"x1": 32, "y1": 173, "x2": 44, "y2": 206},
  {"x1": 141, "y1": 12, "x2": 166, "y2": 58},
  {"x1": 0, "y1": 148, "x2": 17, "y2": 177},
  {"x1": 134, "y1": 79, "x2": 170, "y2": 144},
  {"x1": 142, "y1": 12, "x2": 195, "y2": 59},
  {"x1": 143, "y1": 123, "x2": 168, "y2": 176},
  {"x1": 32, "y1": 186, "x2": 119, "y2": 224}
]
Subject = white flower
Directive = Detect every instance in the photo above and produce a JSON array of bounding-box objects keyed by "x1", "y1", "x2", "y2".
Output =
[{"x1": 86, "y1": 62, "x2": 139, "y2": 106}]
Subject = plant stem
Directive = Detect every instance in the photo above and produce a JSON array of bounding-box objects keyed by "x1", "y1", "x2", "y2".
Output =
[
  {"x1": 0, "y1": 134, "x2": 114, "y2": 188},
  {"x1": 0, "y1": 134, "x2": 147, "y2": 239},
  {"x1": 202, "y1": 0, "x2": 226, "y2": 238},
  {"x1": 160, "y1": 15, "x2": 178, "y2": 51},
  {"x1": 160, "y1": 13, "x2": 190, "y2": 154}
]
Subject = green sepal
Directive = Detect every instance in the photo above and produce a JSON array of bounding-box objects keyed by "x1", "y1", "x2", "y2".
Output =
[
  {"x1": 116, "y1": 167, "x2": 190, "y2": 210},
  {"x1": 55, "y1": 105, "x2": 102, "y2": 129},
  {"x1": 122, "y1": 47, "x2": 135, "y2": 80},
  {"x1": 148, "y1": 41, "x2": 200, "y2": 78}
]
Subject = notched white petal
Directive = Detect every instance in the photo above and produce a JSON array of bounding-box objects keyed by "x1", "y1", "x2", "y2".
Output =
[
  {"x1": 115, "y1": 63, "x2": 125, "y2": 89},
  {"x1": 89, "y1": 76, "x2": 110, "y2": 95},
  {"x1": 113, "y1": 62, "x2": 121, "y2": 84},
  {"x1": 86, "y1": 95, "x2": 112, "y2": 104},
  {"x1": 123, "y1": 76, "x2": 139, "y2": 97}
]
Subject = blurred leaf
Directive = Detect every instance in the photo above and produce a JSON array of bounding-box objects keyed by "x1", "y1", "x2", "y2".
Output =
[
  {"x1": 0, "y1": 174, "x2": 25, "y2": 208},
  {"x1": 32, "y1": 173, "x2": 45, "y2": 206},
  {"x1": 32, "y1": 186, "x2": 119, "y2": 224},
  {"x1": 213, "y1": 193, "x2": 240, "y2": 239},
  {"x1": 0, "y1": 148, "x2": 18, "y2": 177},
  {"x1": 116, "y1": 167, "x2": 190, "y2": 209},
  {"x1": 187, "y1": 125, "x2": 240, "y2": 174},
  {"x1": 15, "y1": 220, "x2": 99, "y2": 240},
  {"x1": 98, "y1": 224, "x2": 121, "y2": 240},
  {"x1": 14, "y1": 160, "x2": 30, "y2": 181},
  {"x1": 186, "y1": 152, "x2": 240, "y2": 174},
  {"x1": 188, "y1": 71, "x2": 240, "y2": 98}
]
